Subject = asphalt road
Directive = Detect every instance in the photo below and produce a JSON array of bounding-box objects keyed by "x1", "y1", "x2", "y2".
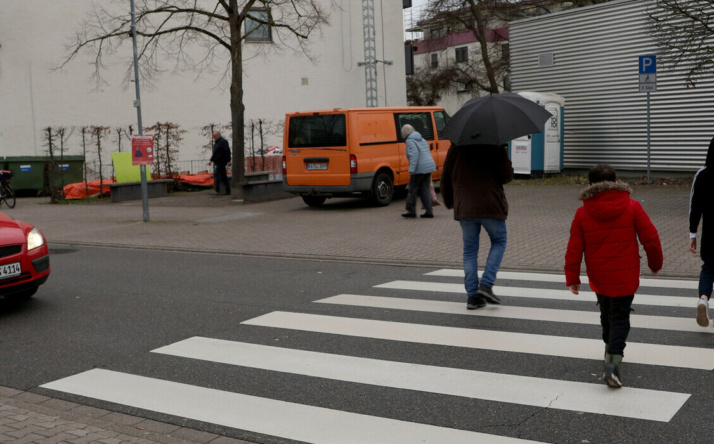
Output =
[{"x1": 1, "y1": 246, "x2": 711, "y2": 444}]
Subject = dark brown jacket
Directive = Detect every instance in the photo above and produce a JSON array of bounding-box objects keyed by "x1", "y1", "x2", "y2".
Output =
[{"x1": 441, "y1": 144, "x2": 514, "y2": 220}]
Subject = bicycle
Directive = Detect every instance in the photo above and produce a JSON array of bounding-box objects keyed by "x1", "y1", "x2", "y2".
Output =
[{"x1": 0, "y1": 170, "x2": 16, "y2": 209}]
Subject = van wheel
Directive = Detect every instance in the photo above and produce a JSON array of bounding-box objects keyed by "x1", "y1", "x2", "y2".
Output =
[
  {"x1": 370, "y1": 172, "x2": 393, "y2": 206},
  {"x1": 302, "y1": 196, "x2": 327, "y2": 207}
]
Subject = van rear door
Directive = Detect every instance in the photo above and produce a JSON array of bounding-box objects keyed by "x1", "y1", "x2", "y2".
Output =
[{"x1": 284, "y1": 113, "x2": 350, "y2": 186}]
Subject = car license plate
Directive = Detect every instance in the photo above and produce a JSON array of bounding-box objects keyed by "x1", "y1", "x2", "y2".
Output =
[
  {"x1": 306, "y1": 163, "x2": 328, "y2": 171},
  {"x1": 0, "y1": 262, "x2": 21, "y2": 280}
]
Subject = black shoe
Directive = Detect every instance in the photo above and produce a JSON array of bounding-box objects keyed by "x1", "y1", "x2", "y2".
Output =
[
  {"x1": 477, "y1": 284, "x2": 501, "y2": 304},
  {"x1": 420, "y1": 213, "x2": 434, "y2": 218},
  {"x1": 467, "y1": 296, "x2": 486, "y2": 310},
  {"x1": 401, "y1": 213, "x2": 417, "y2": 218}
]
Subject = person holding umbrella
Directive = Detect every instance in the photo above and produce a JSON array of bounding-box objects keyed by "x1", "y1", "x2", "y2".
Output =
[{"x1": 441, "y1": 93, "x2": 552, "y2": 309}]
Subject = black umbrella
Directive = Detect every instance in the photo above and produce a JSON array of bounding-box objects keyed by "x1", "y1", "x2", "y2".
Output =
[{"x1": 442, "y1": 93, "x2": 554, "y2": 146}]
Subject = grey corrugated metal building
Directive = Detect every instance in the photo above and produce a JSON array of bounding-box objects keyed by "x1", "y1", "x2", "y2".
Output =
[{"x1": 510, "y1": 0, "x2": 714, "y2": 174}]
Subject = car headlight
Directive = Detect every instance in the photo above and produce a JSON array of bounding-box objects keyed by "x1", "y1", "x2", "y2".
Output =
[{"x1": 27, "y1": 228, "x2": 45, "y2": 251}]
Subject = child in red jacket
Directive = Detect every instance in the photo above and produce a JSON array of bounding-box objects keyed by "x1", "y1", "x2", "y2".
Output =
[{"x1": 565, "y1": 164, "x2": 663, "y2": 388}]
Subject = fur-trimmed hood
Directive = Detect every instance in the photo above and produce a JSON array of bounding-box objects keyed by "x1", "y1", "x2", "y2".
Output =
[
  {"x1": 579, "y1": 181, "x2": 633, "y2": 222},
  {"x1": 579, "y1": 181, "x2": 632, "y2": 200}
]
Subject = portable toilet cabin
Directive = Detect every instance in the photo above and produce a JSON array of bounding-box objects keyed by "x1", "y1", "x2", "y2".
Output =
[{"x1": 508, "y1": 92, "x2": 565, "y2": 177}]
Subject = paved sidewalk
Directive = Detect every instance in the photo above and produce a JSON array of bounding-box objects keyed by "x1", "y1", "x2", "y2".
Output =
[{"x1": 0, "y1": 182, "x2": 702, "y2": 443}]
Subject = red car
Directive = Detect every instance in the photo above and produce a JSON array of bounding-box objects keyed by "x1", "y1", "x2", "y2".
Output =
[{"x1": 0, "y1": 212, "x2": 50, "y2": 301}]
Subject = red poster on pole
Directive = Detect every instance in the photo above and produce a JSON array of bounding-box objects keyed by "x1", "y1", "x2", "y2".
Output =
[{"x1": 131, "y1": 135, "x2": 154, "y2": 166}]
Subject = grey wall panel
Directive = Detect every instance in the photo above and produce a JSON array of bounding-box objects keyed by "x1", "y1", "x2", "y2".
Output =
[{"x1": 510, "y1": 0, "x2": 714, "y2": 172}]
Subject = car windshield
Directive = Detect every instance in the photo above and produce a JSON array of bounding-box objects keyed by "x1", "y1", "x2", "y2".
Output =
[{"x1": 288, "y1": 115, "x2": 346, "y2": 148}]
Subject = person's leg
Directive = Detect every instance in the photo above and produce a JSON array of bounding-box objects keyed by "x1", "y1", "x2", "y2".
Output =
[
  {"x1": 221, "y1": 165, "x2": 231, "y2": 194},
  {"x1": 460, "y1": 219, "x2": 482, "y2": 305},
  {"x1": 213, "y1": 166, "x2": 221, "y2": 193},
  {"x1": 596, "y1": 294, "x2": 611, "y2": 349},
  {"x1": 697, "y1": 261, "x2": 714, "y2": 326},
  {"x1": 607, "y1": 295, "x2": 633, "y2": 356},
  {"x1": 603, "y1": 295, "x2": 632, "y2": 388},
  {"x1": 404, "y1": 174, "x2": 417, "y2": 216},
  {"x1": 479, "y1": 218, "x2": 508, "y2": 289},
  {"x1": 417, "y1": 174, "x2": 433, "y2": 216}
]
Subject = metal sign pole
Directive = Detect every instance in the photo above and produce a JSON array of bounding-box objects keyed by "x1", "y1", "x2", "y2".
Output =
[
  {"x1": 130, "y1": 0, "x2": 150, "y2": 222},
  {"x1": 647, "y1": 91, "x2": 651, "y2": 184}
]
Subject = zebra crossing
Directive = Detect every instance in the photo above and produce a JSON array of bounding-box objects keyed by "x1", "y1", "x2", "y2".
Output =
[{"x1": 40, "y1": 269, "x2": 704, "y2": 443}]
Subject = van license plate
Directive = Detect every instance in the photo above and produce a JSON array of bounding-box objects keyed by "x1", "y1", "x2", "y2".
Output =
[
  {"x1": 306, "y1": 163, "x2": 328, "y2": 171},
  {"x1": 0, "y1": 262, "x2": 21, "y2": 280}
]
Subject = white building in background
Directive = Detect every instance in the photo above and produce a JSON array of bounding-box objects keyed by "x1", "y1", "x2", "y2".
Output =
[
  {"x1": 510, "y1": 0, "x2": 714, "y2": 173},
  {"x1": 0, "y1": 1, "x2": 407, "y2": 164}
]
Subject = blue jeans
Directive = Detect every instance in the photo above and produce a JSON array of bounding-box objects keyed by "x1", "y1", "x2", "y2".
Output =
[
  {"x1": 460, "y1": 218, "x2": 507, "y2": 296},
  {"x1": 700, "y1": 261, "x2": 714, "y2": 299}
]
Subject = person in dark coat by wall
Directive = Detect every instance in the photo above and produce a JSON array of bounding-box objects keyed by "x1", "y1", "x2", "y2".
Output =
[
  {"x1": 691, "y1": 136, "x2": 714, "y2": 327},
  {"x1": 209, "y1": 131, "x2": 231, "y2": 195},
  {"x1": 441, "y1": 144, "x2": 514, "y2": 310}
]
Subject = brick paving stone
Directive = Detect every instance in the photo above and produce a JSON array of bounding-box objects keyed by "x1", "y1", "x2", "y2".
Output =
[
  {"x1": 0, "y1": 388, "x2": 22, "y2": 398},
  {"x1": 103, "y1": 412, "x2": 146, "y2": 427},
  {"x1": 40, "y1": 398, "x2": 81, "y2": 412},
  {"x1": 70, "y1": 405, "x2": 112, "y2": 419},
  {"x1": 12, "y1": 392, "x2": 51, "y2": 405},
  {"x1": 134, "y1": 419, "x2": 181, "y2": 435},
  {"x1": 208, "y1": 437, "x2": 254, "y2": 444},
  {"x1": 169, "y1": 428, "x2": 220, "y2": 443}
]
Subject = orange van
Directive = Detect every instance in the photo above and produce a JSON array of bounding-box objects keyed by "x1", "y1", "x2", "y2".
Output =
[{"x1": 282, "y1": 107, "x2": 451, "y2": 206}]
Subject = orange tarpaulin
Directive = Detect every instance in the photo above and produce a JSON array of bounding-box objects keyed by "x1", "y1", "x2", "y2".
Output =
[
  {"x1": 62, "y1": 180, "x2": 115, "y2": 200},
  {"x1": 174, "y1": 173, "x2": 214, "y2": 187}
]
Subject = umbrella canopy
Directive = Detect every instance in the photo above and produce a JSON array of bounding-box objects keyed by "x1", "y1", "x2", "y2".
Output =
[{"x1": 442, "y1": 93, "x2": 554, "y2": 146}]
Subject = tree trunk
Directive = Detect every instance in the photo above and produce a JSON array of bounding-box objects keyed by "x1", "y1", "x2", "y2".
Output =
[
  {"x1": 229, "y1": 1, "x2": 245, "y2": 198},
  {"x1": 468, "y1": 0, "x2": 500, "y2": 94}
]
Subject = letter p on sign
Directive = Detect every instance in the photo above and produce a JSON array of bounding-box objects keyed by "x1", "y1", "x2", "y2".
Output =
[{"x1": 639, "y1": 55, "x2": 656, "y2": 74}]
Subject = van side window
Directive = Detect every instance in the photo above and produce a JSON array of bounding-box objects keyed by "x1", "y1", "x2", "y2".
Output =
[
  {"x1": 434, "y1": 111, "x2": 451, "y2": 139},
  {"x1": 395, "y1": 113, "x2": 435, "y2": 141},
  {"x1": 288, "y1": 115, "x2": 347, "y2": 148}
]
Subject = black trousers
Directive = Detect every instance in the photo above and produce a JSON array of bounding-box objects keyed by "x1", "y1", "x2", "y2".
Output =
[
  {"x1": 214, "y1": 164, "x2": 231, "y2": 193},
  {"x1": 405, "y1": 173, "x2": 432, "y2": 215},
  {"x1": 596, "y1": 294, "x2": 634, "y2": 356}
]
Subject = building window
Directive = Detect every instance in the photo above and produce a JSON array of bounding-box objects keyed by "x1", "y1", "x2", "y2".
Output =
[
  {"x1": 501, "y1": 43, "x2": 510, "y2": 62},
  {"x1": 431, "y1": 53, "x2": 439, "y2": 68},
  {"x1": 455, "y1": 47, "x2": 468, "y2": 63},
  {"x1": 246, "y1": 9, "x2": 272, "y2": 42},
  {"x1": 456, "y1": 82, "x2": 468, "y2": 93}
]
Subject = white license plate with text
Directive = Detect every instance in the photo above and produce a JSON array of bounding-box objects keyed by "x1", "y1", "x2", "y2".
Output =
[
  {"x1": 0, "y1": 262, "x2": 21, "y2": 280},
  {"x1": 306, "y1": 163, "x2": 328, "y2": 171}
]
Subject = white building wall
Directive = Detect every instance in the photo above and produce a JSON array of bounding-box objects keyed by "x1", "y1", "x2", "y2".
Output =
[
  {"x1": 510, "y1": 0, "x2": 714, "y2": 173},
  {"x1": 0, "y1": 0, "x2": 407, "y2": 162}
]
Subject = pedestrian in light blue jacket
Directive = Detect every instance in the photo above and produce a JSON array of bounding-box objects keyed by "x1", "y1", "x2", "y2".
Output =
[{"x1": 402, "y1": 124, "x2": 437, "y2": 218}]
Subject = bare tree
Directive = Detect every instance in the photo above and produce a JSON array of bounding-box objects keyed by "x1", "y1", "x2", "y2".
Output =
[
  {"x1": 406, "y1": 64, "x2": 456, "y2": 105},
  {"x1": 55, "y1": 126, "x2": 74, "y2": 192},
  {"x1": 114, "y1": 126, "x2": 132, "y2": 152},
  {"x1": 90, "y1": 126, "x2": 111, "y2": 198},
  {"x1": 43, "y1": 127, "x2": 59, "y2": 203},
  {"x1": 81, "y1": 127, "x2": 90, "y2": 198},
  {"x1": 146, "y1": 122, "x2": 186, "y2": 177},
  {"x1": 60, "y1": 0, "x2": 328, "y2": 197},
  {"x1": 647, "y1": 0, "x2": 714, "y2": 88}
]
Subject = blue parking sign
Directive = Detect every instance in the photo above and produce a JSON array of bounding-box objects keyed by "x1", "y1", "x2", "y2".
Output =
[{"x1": 639, "y1": 55, "x2": 656, "y2": 74}]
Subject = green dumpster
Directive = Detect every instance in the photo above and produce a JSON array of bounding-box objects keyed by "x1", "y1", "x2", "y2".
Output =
[
  {"x1": 1, "y1": 156, "x2": 85, "y2": 192},
  {"x1": 52, "y1": 155, "x2": 85, "y2": 190},
  {"x1": 2, "y1": 157, "x2": 45, "y2": 191}
]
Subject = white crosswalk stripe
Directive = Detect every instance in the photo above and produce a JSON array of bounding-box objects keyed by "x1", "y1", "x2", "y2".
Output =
[
  {"x1": 316, "y1": 294, "x2": 714, "y2": 334},
  {"x1": 41, "y1": 369, "x2": 543, "y2": 444},
  {"x1": 425, "y1": 269, "x2": 699, "y2": 290},
  {"x1": 242, "y1": 311, "x2": 714, "y2": 370},
  {"x1": 152, "y1": 337, "x2": 689, "y2": 422},
  {"x1": 375, "y1": 280, "x2": 694, "y2": 307},
  {"x1": 40, "y1": 267, "x2": 705, "y2": 443}
]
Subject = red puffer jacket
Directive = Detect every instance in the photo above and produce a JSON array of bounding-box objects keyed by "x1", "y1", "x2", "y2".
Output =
[{"x1": 565, "y1": 181, "x2": 663, "y2": 297}]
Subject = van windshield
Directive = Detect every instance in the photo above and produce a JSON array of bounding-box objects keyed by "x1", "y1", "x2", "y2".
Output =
[{"x1": 289, "y1": 115, "x2": 347, "y2": 148}]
